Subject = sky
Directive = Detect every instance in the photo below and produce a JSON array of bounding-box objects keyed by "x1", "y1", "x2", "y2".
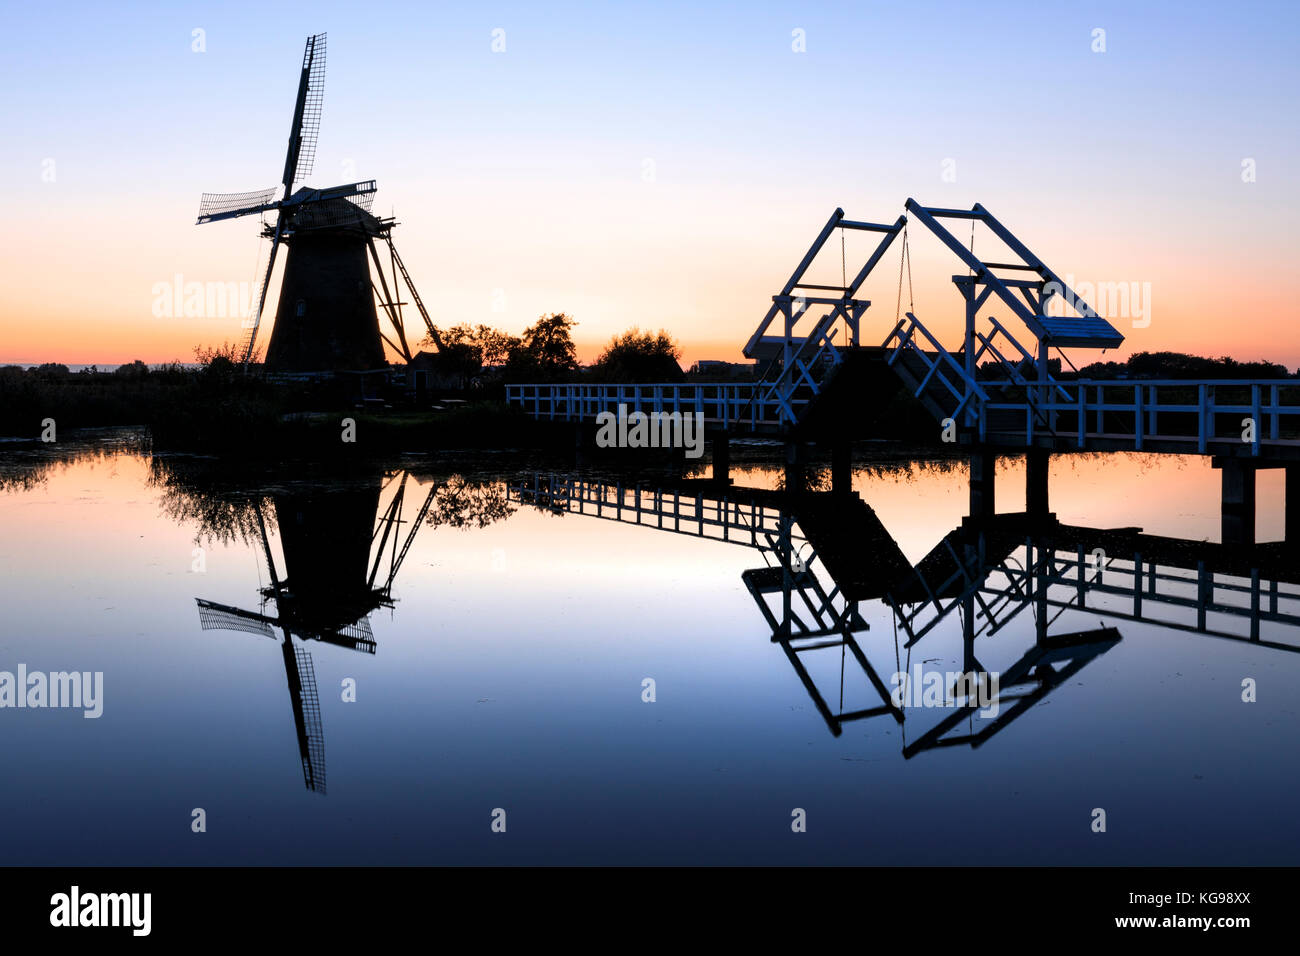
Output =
[{"x1": 1, "y1": 0, "x2": 1297, "y2": 368}]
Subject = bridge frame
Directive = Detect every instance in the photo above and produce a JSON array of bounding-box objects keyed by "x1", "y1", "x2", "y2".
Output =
[{"x1": 506, "y1": 201, "x2": 1300, "y2": 543}]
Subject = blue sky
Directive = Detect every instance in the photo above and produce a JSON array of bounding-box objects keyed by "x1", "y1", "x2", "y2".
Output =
[{"x1": 2, "y1": 0, "x2": 1297, "y2": 364}]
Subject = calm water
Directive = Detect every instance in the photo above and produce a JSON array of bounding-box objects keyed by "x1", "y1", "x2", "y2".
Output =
[{"x1": 1, "y1": 430, "x2": 1297, "y2": 865}]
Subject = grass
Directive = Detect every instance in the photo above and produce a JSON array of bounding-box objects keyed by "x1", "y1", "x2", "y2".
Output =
[{"x1": 0, "y1": 364, "x2": 575, "y2": 455}]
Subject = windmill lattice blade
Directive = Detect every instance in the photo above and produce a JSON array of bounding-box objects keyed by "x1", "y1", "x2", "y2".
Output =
[
  {"x1": 292, "y1": 33, "x2": 326, "y2": 186},
  {"x1": 197, "y1": 187, "x2": 279, "y2": 223},
  {"x1": 291, "y1": 197, "x2": 374, "y2": 230},
  {"x1": 293, "y1": 645, "x2": 327, "y2": 794},
  {"x1": 315, "y1": 617, "x2": 377, "y2": 654},
  {"x1": 196, "y1": 599, "x2": 276, "y2": 637}
]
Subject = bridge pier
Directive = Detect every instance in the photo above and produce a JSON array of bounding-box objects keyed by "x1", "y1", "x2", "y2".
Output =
[
  {"x1": 832, "y1": 441, "x2": 852, "y2": 497},
  {"x1": 573, "y1": 422, "x2": 589, "y2": 467},
  {"x1": 1026, "y1": 448, "x2": 1050, "y2": 517},
  {"x1": 1218, "y1": 459, "x2": 1257, "y2": 546},
  {"x1": 784, "y1": 441, "x2": 810, "y2": 495},
  {"x1": 1288, "y1": 466, "x2": 1300, "y2": 546},
  {"x1": 711, "y1": 432, "x2": 731, "y2": 485},
  {"x1": 969, "y1": 449, "x2": 996, "y2": 521}
]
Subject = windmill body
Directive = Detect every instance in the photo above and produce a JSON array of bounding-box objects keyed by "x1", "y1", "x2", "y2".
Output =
[
  {"x1": 264, "y1": 205, "x2": 388, "y2": 372},
  {"x1": 196, "y1": 34, "x2": 438, "y2": 373}
]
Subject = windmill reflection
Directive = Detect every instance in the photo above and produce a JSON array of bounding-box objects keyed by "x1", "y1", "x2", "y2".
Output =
[
  {"x1": 153, "y1": 461, "x2": 512, "y2": 794},
  {"x1": 510, "y1": 467, "x2": 1300, "y2": 755},
  {"x1": 195, "y1": 475, "x2": 432, "y2": 793}
]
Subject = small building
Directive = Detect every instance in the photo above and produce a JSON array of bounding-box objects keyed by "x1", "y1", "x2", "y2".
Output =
[
  {"x1": 406, "y1": 350, "x2": 466, "y2": 395},
  {"x1": 687, "y1": 359, "x2": 759, "y2": 381}
]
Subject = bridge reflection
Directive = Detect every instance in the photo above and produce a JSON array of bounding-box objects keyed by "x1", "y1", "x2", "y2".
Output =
[
  {"x1": 150, "y1": 453, "x2": 1300, "y2": 783},
  {"x1": 509, "y1": 465, "x2": 1300, "y2": 754}
]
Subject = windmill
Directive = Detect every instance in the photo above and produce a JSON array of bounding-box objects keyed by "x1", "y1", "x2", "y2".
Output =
[
  {"x1": 195, "y1": 471, "x2": 436, "y2": 793},
  {"x1": 196, "y1": 33, "x2": 443, "y2": 372}
]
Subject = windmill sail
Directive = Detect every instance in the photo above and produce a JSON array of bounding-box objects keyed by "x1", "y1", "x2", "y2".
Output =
[
  {"x1": 285, "y1": 642, "x2": 327, "y2": 794},
  {"x1": 314, "y1": 617, "x2": 377, "y2": 654},
  {"x1": 197, "y1": 187, "x2": 280, "y2": 224},
  {"x1": 197, "y1": 599, "x2": 276, "y2": 637},
  {"x1": 284, "y1": 33, "x2": 326, "y2": 193}
]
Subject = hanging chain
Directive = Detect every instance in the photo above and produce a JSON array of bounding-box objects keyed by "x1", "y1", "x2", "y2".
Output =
[
  {"x1": 895, "y1": 227, "x2": 906, "y2": 322},
  {"x1": 895, "y1": 224, "x2": 914, "y2": 321},
  {"x1": 841, "y1": 226, "x2": 847, "y2": 292},
  {"x1": 840, "y1": 226, "x2": 850, "y2": 325},
  {"x1": 906, "y1": 233, "x2": 914, "y2": 314}
]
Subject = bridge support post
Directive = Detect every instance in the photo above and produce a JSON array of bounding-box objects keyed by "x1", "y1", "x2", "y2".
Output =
[
  {"x1": 1219, "y1": 459, "x2": 1256, "y2": 546},
  {"x1": 962, "y1": 283, "x2": 977, "y2": 430},
  {"x1": 711, "y1": 432, "x2": 731, "y2": 485},
  {"x1": 1287, "y1": 466, "x2": 1300, "y2": 547},
  {"x1": 573, "y1": 423, "x2": 588, "y2": 466},
  {"x1": 1026, "y1": 448, "x2": 1050, "y2": 517},
  {"x1": 969, "y1": 449, "x2": 996, "y2": 521},
  {"x1": 669, "y1": 442, "x2": 687, "y2": 477},
  {"x1": 784, "y1": 441, "x2": 809, "y2": 495},
  {"x1": 832, "y1": 441, "x2": 852, "y2": 497}
]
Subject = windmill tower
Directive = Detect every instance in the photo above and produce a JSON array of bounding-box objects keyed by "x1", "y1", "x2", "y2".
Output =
[
  {"x1": 195, "y1": 471, "x2": 436, "y2": 793},
  {"x1": 196, "y1": 33, "x2": 443, "y2": 373}
]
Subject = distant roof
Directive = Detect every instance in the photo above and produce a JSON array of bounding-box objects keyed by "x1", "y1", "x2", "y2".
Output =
[{"x1": 408, "y1": 350, "x2": 440, "y2": 368}]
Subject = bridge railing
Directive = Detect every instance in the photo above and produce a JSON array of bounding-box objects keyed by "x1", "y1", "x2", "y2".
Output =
[
  {"x1": 1043, "y1": 547, "x2": 1300, "y2": 646},
  {"x1": 895, "y1": 535, "x2": 1300, "y2": 651},
  {"x1": 746, "y1": 308, "x2": 847, "y2": 427},
  {"x1": 505, "y1": 382, "x2": 803, "y2": 431},
  {"x1": 506, "y1": 473, "x2": 811, "y2": 554},
  {"x1": 884, "y1": 312, "x2": 991, "y2": 440},
  {"x1": 981, "y1": 379, "x2": 1300, "y2": 453}
]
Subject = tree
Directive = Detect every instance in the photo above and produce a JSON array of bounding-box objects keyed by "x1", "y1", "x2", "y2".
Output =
[
  {"x1": 503, "y1": 313, "x2": 580, "y2": 382},
  {"x1": 419, "y1": 324, "x2": 519, "y2": 363},
  {"x1": 474, "y1": 326, "x2": 521, "y2": 367},
  {"x1": 433, "y1": 324, "x2": 486, "y2": 385},
  {"x1": 1076, "y1": 351, "x2": 1292, "y2": 381},
  {"x1": 414, "y1": 323, "x2": 523, "y2": 389},
  {"x1": 521, "y1": 313, "x2": 578, "y2": 370},
  {"x1": 589, "y1": 327, "x2": 683, "y2": 382}
]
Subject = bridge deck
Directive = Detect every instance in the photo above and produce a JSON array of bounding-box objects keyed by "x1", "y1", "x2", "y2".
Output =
[{"x1": 507, "y1": 361, "x2": 1300, "y2": 461}]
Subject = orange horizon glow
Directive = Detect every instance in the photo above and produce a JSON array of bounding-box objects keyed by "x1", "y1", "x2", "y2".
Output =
[{"x1": 4, "y1": 217, "x2": 1296, "y2": 372}]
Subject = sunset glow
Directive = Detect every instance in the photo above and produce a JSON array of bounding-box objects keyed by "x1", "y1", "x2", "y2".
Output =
[{"x1": 2, "y1": 1, "x2": 1296, "y2": 368}]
